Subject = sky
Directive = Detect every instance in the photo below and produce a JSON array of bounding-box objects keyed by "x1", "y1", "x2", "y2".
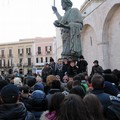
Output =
[{"x1": 0, "y1": 0, "x2": 85, "y2": 43}]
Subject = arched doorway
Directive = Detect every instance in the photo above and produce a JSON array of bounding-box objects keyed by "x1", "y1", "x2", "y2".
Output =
[
  {"x1": 103, "y1": 4, "x2": 120, "y2": 70},
  {"x1": 81, "y1": 24, "x2": 98, "y2": 74}
]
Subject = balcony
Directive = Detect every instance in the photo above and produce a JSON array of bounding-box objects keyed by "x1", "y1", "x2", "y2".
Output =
[
  {"x1": 26, "y1": 52, "x2": 32, "y2": 56},
  {"x1": 45, "y1": 51, "x2": 52, "y2": 55},
  {"x1": 0, "y1": 55, "x2": 5, "y2": 58},
  {"x1": 8, "y1": 54, "x2": 13, "y2": 58},
  {"x1": 18, "y1": 53, "x2": 24, "y2": 57},
  {"x1": 37, "y1": 51, "x2": 41, "y2": 55}
]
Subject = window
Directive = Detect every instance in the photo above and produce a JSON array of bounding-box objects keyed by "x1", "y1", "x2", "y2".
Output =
[
  {"x1": 36, "y1": 58, "x2": 39, "y2": 63},
  {"x1": 1, "y1": 50, "x2": 4, "y2": 57},
  {"x1": 45, "y1": 57, "x2": 48, "y2": 63},
  {"x1": 45, "y1": 46, "x2": 52, "y2": 53},
  {"x1": 0, "y1": 60, "x2": 2, "y2": 67},
  {"x1": 19, "y1": 58, "x2": 23, "y2": 66},
  {"x1": 9, "y1": 49, "x2": 12, "y2": 57},
  {"x1": 38, "y1": 47, "x2": 41, "y2": 54},
  {"x1": 26, "y1": 48, "x2": 31, "y2": 55},
  {"x1": 4, "y1": 59, "x2": 5, "y2": 67},
  {"x1": 8, "y1": 60, "x2": 9, "y2": 67},
  {"x1": 41, "y1": 57, "x2": 43, "y2": 63},
  {"x1": 18, "y1": 48, "x2": 24, "y2": 55},
  {"x1": 28, "y1": 58, "x2": 31, "y2": 65}
]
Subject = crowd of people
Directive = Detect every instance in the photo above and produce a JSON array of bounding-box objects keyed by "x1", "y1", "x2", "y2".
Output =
[{"x1": 0, "y1": 55, "x2": 120, "y2": 120}]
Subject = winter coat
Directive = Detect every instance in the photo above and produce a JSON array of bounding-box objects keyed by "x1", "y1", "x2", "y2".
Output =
[
  {"x1": 40, "y1": 111, "x2": 56, "y2": 120},
  {"x1": 46, "y1": 89, "x2": 61, "y2": 107},
  {"x1": 77, "y1": 60, "x2": 88, "y2": 73},
  {"x1": 42, "y1": 68, "x2": 53, "y2": 82},
  {"x1": 67, "y1": 66, "x2": 78, "y2": 77},
  {"x1": 27, "y1": 97, "x2": 48, "y2": 120},
  {"x1": 0, "y1": 102, "x2": 35, "y2": 120},
  {"x1": 90, "y1": 65, "x2": 103, "y2": 76}
]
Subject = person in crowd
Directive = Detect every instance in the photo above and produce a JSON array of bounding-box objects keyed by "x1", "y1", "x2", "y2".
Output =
[
  {"x1": 104, "y1": 81, "x2": 119, "y2": 96},
  {"x1": 67, "y1": 60, "x2": 78, "y2": 77},
  {"x1": 66, "y1": 80, "x2": 74, "y2": 91},
  {"x1": 20, "y1": 85, "x2": 30, "y2": 109},
  {"x1": 44, "y1": 75, "x2": 57, "y2": 94},
  {"x1": 40, "y1": 92, "x2": 65, "y2": 120},
  {"x1": 91, "y1": 74, "x2": 113, "y2": 117},
  {"x1": 57, "y1": 94, "x2": 93, "y2": 120},
  {"x1": 27, "y1": 90, "x2": 48, "y2": 120},
  {"x1": 49, "y1": 57, "x2": 56, "y2": 75},
  {"x1": 70, "y1": 86, "x2": 85, "y2": 99},
  {"x1": 25, "y1": 76, "x2": 36, "y2": 93},
  {"x1": 42, "y1": 63, "x2": 53, "y2": 83},
  {"x1": 73, "y1": 73, "x2": 88, "y2": 93},
  {"x1": 34, "y1": 82, "x2": 44, "y2": 91},
  {"x1": 62, "y1": 58, "x2": 69, "y2": 76},
  {"x1": 46, "y1": 80, "x2": 61, "y2": 107},
  {"x1": 77, "y1": 55, "x2": 88, "y2": 73},
  {"x1": 90, "y1": 60, "x2": 103, "y2": 77},
  {"x1": 13, "y1": 77, "x2": 23, "y2": 87},
  {"x1": 62, "y1": 74, "x2": 69, "y2": 83},
  {"x1": 55, "y1": 58, "x2": 64, "y2": 81},
  {"x1": 103, "y1": 69, "x2": 119, "y2": 86},
  {"x1": 0, "y1": 84, "x2": 35, "y2": 120},
  {"x1": 83, "y1": 93, "x2": 105, "y2": 120}
]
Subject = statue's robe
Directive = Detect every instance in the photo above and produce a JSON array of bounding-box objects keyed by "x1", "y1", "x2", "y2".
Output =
[{"x1": 58, "y1": 8, "x2": 83, "y2": 57}]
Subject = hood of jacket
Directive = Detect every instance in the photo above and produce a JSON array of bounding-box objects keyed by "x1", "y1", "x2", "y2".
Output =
[{"x1": 0, "y1": 102, "x2": 27, "y2": 120}]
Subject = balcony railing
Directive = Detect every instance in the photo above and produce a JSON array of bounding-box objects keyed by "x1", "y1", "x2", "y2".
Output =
[
  {"x1": 8, "y1": 54, "x2": 13, "y2": 58},
  {"x1": 0, "y1": 55, "x2": 5, "y2": 58},
  {"x1": 18, "y1": 53, "x2": 24, "y2": 57},
  {"x1": 26, "y1": 52, "x2": 32, "y2": 56}
]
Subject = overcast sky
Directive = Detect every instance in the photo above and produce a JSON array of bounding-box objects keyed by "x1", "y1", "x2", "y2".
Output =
[{"x1": 0, "y1": 0, "x2": 85, "y2": 43}]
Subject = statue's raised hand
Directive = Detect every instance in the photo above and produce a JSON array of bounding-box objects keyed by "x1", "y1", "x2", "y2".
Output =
[{"x1": 52, "y1": 6, "x2": 58, "y2": 13}]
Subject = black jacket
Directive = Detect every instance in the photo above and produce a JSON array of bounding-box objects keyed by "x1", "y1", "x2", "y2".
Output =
[
  {"x1": 77, "y1": 60, "x2": 88, "y2": 73},
  {"x1": 0, "y1": 102, "x2": 35, "y2": 120},
  {"x1": 67, "y1": 66, "x2": 78, "y2": 77}
]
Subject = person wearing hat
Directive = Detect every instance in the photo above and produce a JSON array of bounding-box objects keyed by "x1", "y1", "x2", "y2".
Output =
[
  {"x1": 0, "y1": 84, "x2": 35, "y2": 120},
  {"x1": 90, "y1": 60, "x2": 103, "y2": 77},
  {"x1": 77, "y1": 55, "x2": 88, "y2": 73}
]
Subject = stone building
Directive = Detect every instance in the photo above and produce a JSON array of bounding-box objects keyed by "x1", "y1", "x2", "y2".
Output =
[
  {"x1": 0, "y1": 37, "x2": 55, "y2": 75},
  {"x1": 80, "y1": 0, "x2": 120, "y2": 73},
  {"x1": 55, "y1": 0, "x2": 120, "y2": 74},
  {"x1": 0, "y1": 40, "x2": 34, "y2": 74}
]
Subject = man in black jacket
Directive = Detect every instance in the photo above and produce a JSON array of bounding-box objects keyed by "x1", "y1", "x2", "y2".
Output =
[
  {"x1": 0, "y1": 84, "x2": 35, "y2": 120},
  {"x1": 77, "y1": 55, "x2": 88, "y2": 73},
  {"x1": 90, "y1": 60, "x2": 103, "y2": 77}
]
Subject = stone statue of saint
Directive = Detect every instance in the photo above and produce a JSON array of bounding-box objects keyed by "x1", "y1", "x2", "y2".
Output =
[{"x1": 52, "y1": 0, "x2": 83, "y2": 58}]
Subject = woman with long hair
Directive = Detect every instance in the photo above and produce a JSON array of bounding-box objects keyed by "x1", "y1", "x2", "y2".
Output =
[
  {"x1": 57, "y1": 94, "x2": 93, "y2": 120},
  {"x1": 83, "y1": 94, "x2": 105, "y2": 120},
  {"x1": 40, "y1": 92, "x2": 65, "y2": 120}
]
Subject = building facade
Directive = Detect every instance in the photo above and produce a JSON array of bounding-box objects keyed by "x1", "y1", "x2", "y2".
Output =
[
  {"x1": 80, "y1": 0, "x2": 120, "y2": 73},
  {"x1": 0, "y1": 37, "x2": 55, "y2": 75},
  {"x1": 33, "y1": 37, "x2": 55, "y2": 68},
  {"x1": 55, "y1": 0, "x2": 120, "y2": 74},
  {"x1": 0, "y1": 40, "x2": 34, "y2": 74}
]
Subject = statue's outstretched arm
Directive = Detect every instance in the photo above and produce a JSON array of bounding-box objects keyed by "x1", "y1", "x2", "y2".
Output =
[{"x1": 52, "y1": 6, "x2": 62, "y2": 20}]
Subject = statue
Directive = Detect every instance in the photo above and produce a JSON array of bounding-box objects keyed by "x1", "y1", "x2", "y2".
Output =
[{"x1": 52, "y1": 0, "x2": 83, "y2": 58}]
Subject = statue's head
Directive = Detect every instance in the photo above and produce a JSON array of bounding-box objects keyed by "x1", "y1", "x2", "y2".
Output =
[{"x1": 61, "y1": 0, "x2": 73, "y2": 10}]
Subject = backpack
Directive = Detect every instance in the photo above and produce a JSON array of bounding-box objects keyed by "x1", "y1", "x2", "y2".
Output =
[{"x1": 107, "y1": 96, "x2": 120, "y2": 120}]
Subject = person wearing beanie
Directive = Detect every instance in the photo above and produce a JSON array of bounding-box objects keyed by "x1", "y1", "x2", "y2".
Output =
[
  {"x1": 27, "y1": 90, "x2": 48, "y2": 120},
  {"x1": 77, "y1": 55, "x2": 88, "y2": 73},
  {"x1": 0, "y1": 84, "x2": 35, "y2": 120},
  {"x1": 34, "y1": 82, "x2": 44, "y2": 91}
]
